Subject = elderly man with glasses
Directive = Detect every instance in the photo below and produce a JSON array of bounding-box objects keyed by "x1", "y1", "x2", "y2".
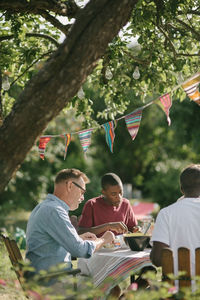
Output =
[{"x1": 26, "y1": 168, "x2": 115, "y2": 277}]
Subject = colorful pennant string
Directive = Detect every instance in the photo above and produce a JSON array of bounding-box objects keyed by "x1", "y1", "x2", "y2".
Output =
[
  {"x1": 78, "y1": 129, "x2": 93, "y2": 153},
  {"x1": 61, "y1": 133, "x2": 71, "y2": 160},
  {"x1": 125, "y1": 109, "x2": 143, "y2": 141},
  {"x1": 182, "y1": 72, "x2": 200, "y2": 105},
  {"x1": 102, "y1": 120, "x2": 117, "y2": 152},
  {"x1": 159, "y1": 93, "x2": 172, "y2": 126},
  {"x1": 37, "y1": 71, "x2": 199, "y2": 160},
  {"x1": 38, "y1": 136, "x2": 51, "y2": 160}
]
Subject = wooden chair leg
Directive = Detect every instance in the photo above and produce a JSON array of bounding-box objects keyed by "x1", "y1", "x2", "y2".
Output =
[
  {"x1": 73, "y1": 274, "x2": 77, "y2": 291},
  {"x1": 130, "y1": 275, "x2": 135, "y2": 284}
]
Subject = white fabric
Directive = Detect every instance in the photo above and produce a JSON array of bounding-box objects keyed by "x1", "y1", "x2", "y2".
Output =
[{"x1": 151, "y1": 197, "x2": 200, "y2": 276}]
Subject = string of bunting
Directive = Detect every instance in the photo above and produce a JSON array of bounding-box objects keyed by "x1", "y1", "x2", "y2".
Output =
[{"x1": 38, "y1": 71, "x2": 200, "y2": 160}]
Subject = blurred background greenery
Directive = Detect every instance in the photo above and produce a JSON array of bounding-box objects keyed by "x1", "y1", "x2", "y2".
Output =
[
  {"x1": 1, "y1": 0, "x2": 199, "y2": 234},
  {"x1": 1, "y1": 87, "x2": 200, "y2": 233}
]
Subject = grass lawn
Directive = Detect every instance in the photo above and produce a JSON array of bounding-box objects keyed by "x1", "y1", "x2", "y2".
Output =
[
  {"x1": 0, "y1": 243, "x2": 27, "y2": 299},
  {"x1": 0, "y1": 209, "x2": 31, "y2": 233},
  {"x1": 0, "y1": 209, "x2": 30, "y2": 299}
]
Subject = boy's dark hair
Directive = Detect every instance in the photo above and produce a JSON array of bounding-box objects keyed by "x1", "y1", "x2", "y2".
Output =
[
  {"x1": 55, "y1": 168, "x2": 89, "y2": 184},
  {"x1": 101, "y1": 173, "x2": 122, "y2": 190},
  {"x1": 180, "y1": 164, "x2": 200, "y2": 195}
]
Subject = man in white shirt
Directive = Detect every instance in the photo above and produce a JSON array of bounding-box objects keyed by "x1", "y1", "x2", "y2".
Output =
[{"x1": 150, "y1": 164, "x2": 200, "y2": 277}]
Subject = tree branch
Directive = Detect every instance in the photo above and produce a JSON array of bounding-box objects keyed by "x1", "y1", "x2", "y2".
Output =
[
  {"x1": 39, "y1": 10, "x2": 71, "y2": 35},
  {"x1": 154, "y1": 23, "x2": 199, "y2": 58},
  {"x1": 155, "y1": 23, "x2": 177, "y2": 58},
  {"x1": 175, "y1": 17, "x2": 200, "y2": 41},
  {"x1": 123, "y1": 49, "x2": 151, "y2": 66},
  {"x1": 167, "y1": 23, "x2": 189, "y2": 36},
  {"x1": 177, "y1": 52, "x2": 200, "y2": 57},
  {"x1": 0, "y1": 70, "x2": 3, "y2": 126},
  {"x1": 0, "y1": 0, "x2": 80, "y2": 17},
  {"x1": 27, "y1": 33, "x2": 60, "y2": 47},
  {"x1": 10, "y1": 51, "x2": 53, "y2": 88},
  {"x1": 0, "y1": 33, "x2": 60, "y2": 47},
  {"x1": 177, "y1": 9, "x2": 200, "y2": 16}
]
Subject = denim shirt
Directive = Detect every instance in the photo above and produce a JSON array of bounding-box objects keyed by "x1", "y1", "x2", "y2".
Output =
[{"x1": 26, "y1": 194, "x2": 95, "y2": 273}]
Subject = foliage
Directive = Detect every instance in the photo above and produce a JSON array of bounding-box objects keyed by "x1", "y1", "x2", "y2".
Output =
[
  {"x1": 0, "y1": 13, "x2": 60, "y2": 118},
  {"x1": 145, "y1": 98, "x2": 200, "y2": 208},
  {"x1": 0, "y1": 0, "x2": 199, "y2": 121},
  {"x1": 74, "y1": 82, "x2": 200, "y2": 209},
  {"x1": 71, "y1": 0, "x2": 199, "y2": 122},
  {"x1": 1, "y1": 94, "x2": 200, "y2": 212},
  {"x1": 1, "y1": 245, "x2": 200, "y2": 300},
  {"x1": 0, "y1": 0, "x2": 199, "y2": 204}
]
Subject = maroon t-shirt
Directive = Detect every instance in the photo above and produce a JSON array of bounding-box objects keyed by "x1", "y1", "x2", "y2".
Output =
[{"x1": 78, "y1": 196, "x2": 137, "y2": 237}]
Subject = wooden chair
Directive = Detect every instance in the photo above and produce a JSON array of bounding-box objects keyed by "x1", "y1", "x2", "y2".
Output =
[
  {"x1": 0, "y1": 233, "x2": 81, "y2": 292},
  {"x1": 161, "y1": 247, "x2": 200, "y2": 289}
]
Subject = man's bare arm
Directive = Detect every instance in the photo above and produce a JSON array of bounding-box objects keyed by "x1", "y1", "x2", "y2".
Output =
[
  {"x1": 150, "y1": 241, "x2": 169, "y2": 267},
  {"x1": 78, "y1": 222, "x2": 128, "y2": 235}
]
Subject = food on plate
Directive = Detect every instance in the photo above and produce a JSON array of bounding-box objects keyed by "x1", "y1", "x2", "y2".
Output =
[{"x1": 123, "y1": 232, "x2": 150, "y2": 237}]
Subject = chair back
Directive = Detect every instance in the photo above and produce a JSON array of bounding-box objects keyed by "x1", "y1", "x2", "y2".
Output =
[
  {"x1": 0, "y1": 233, "x2": 24, "y2": 283},
  {"x1": 162, "y1": 247, "x2": 200, "y2": 288}
]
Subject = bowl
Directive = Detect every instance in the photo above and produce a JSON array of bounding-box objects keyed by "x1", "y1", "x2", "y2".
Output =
[{"x1": 123, "y1": 233, "x2": 151, "y2": 251}]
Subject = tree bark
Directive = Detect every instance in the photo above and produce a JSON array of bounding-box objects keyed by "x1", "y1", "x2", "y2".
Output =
[
  {"x1": 0, "y1": 0, "x2": 138, "y2": 195},
  {"x1": 0, "y1": 0, "x2": 80, "y2": 17}
]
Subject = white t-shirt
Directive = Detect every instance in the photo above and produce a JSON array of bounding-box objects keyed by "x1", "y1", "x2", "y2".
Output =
[{"x1": 151, "y1": 197, "x2": 200, "y2": 276}]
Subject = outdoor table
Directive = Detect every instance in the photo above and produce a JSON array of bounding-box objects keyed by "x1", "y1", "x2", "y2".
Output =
[{"x1": 78, "y1": 247, "x2": 153, "y2": 299}]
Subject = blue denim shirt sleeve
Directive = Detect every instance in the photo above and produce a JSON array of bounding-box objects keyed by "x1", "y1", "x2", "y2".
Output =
[
  {"x1": 42, "y1": 205, "x2": 95, "y2": 258},
  {"x1": 26, "y1": 194, "x2": 96, "y2": 272}
]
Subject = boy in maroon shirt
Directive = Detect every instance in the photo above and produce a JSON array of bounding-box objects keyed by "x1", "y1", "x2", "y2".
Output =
[
  {"x1": 78, "y1": 173, "x2": 152, "y2": 294},
  {"x1": 78, "y1": 173, "x2": 138, "y2": 237}
]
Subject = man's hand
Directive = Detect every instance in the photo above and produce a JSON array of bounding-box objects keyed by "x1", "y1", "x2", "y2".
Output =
[
  {"x1": 93, "y1": 231, "x2": 115, "y2": 252},
  {"x1": 101, "y1": 231, "x2": 115, "y2": 245},
  {"x1": 108, "y1": 222, "x2": 128, "y2": 234},
  {"x1": 132, "y1": 226, "x2": 142, "y2": 233},
  {"x1": 80, "y1": 232, "x2": 97, "y2": 241}
]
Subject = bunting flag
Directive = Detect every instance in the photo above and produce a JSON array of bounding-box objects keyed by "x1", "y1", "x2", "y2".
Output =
[
  {"x1": 37, "y1": 72, "x2": 199, "y2": 161},
  {"x1": 125, "y1": 109, "x2": 142, "y2": 141},
  {"x1": 61, "y1": 133, "x2": 71, "y2": 160},
  {"x1": 78, "y1": 129, "x2": 93, "y2": 153},
  {"x1": 38, "y1": 136, "x2": 51, "y2": 160},
  {"x1": 102, "y1": 120, "x2": 117, "y2": 153},
  {"x1": 159, "y1": 93, "x2": 172, "y2": 126},
  {"x1": 182, "y1": 72, "x2": 200, "y2": 105}
]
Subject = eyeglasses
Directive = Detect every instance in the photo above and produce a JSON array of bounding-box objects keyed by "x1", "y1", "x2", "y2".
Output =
[{"x1": 72, "y1": 181, "x2": 86, "y2": 194}]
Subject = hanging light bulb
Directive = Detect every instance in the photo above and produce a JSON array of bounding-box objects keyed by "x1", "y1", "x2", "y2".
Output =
[
  {"x1": 2, "y1": 75, "x2": 10, "y2": 91},
  {"x1": 132, "y1": 66, "x2": 140, "y2": 80},
  {"x1": 105, "y1": 67, "x2": 113, "y2": 80},
  {"x1": 77, "y1": 87, "x2": 85, "y2": 99}
]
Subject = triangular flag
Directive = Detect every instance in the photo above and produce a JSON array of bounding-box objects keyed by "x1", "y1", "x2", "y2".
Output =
[
  {"x1": 102, "y1": 120, "x2": 117, "y2": 153},
  {"x1": 78, "y1": 129, "x2": 93, "y2": 153},
  {"x1": 38, "y1": 136, "x2": 51, "y2": 160},
  {"x1": 159, "y1": 93, "x2": 172, "y2": 126},
  {"x1": 61, "y1": 134, "x2": 71, "y2": 160},
  {"x1": 125, "y1": 109, "x2": 142, "y2": 141},
  {"x1": 182, "y1": 72, "x2": 200, "y2": 105}
]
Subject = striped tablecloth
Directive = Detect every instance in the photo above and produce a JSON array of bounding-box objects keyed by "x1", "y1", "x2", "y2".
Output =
[{"x1": 78, "y1": 247, "x2": 152, "y2": 298}]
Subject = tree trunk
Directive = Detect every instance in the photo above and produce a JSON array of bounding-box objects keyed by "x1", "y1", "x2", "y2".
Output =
[{"x1": 0, "y1": 0, "x2": 138, "y2": 195}]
